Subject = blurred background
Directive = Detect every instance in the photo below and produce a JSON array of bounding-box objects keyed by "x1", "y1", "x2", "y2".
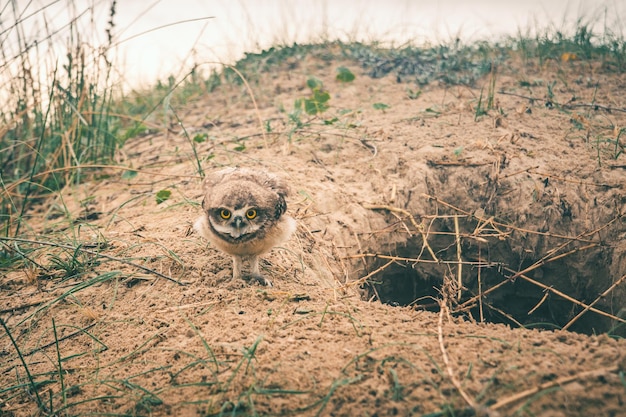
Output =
[{"x1": 2, "y1": 0, "x2": 624, "y2": 89}]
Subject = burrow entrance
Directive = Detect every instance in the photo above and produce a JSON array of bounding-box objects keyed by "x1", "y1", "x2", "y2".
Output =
[{"x1": 358, "y1": 209, "x2": 626, "y2": 336}]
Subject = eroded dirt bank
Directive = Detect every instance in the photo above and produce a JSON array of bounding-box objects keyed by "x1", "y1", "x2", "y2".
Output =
[{"x1": 2, "y1": 47, "x2": 626, "y2": 416}]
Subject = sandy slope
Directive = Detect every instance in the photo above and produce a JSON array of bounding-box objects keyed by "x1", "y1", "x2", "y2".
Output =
[{"x1": 1, "y1": 50, "x2": 626, "y2": 416}]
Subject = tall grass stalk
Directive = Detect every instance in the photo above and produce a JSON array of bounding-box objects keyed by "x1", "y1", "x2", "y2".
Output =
[
  {"x1": 0, "y1": 2, "x2": 120, "y2": 238},
  {"x1": 52, "y1": 318, "x2": 67, "y2": 411}
]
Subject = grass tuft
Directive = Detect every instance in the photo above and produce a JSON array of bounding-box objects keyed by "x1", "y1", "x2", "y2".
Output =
[{"x1": 1, "y1": 2, "x2": 122, "y2": 238}]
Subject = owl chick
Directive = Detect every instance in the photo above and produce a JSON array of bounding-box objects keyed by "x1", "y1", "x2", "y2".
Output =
[{"x1": 193, "y1": 167, "x2": 296, "y2": 286}]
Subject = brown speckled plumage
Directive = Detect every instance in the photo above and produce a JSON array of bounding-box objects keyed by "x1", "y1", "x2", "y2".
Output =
[{"x1": 193, "y1": 167, "x2": 296, "y2": 286}]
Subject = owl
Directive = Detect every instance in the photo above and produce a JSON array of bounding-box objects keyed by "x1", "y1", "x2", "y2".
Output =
[{"x1": 193, "y1": 167, "x2": 296, "y2": 286}]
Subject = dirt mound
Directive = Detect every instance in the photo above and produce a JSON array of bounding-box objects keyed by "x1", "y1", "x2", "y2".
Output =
[{"x1": 1, "y1": 48, "x2": 626, "y2": 416}]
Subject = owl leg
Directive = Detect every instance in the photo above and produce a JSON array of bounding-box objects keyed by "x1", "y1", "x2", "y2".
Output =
[
  {"x1": 232, "y1": 255, "x2": 243, "y2": 280},
  {"x1": 249, "y1": 255, "x2": 272, "y2": 287}
]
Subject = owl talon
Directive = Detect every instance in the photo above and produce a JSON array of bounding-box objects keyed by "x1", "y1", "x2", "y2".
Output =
[{"x1": 247, "y1": 274, "x2": 272, "y2": 287}]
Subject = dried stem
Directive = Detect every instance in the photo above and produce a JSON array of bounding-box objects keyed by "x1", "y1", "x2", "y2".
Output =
[
  {"x1": 438, "y1": 300, "x2": 479, "y2": 410},
  {"x1": 507, "y1": 266, "x2": 626, "y2": 325},
  {"x1": 459, "y1": 240, "x2": 598, "y2": 310},
  {"x1": 362, "y1": 203, "x2": 439, "y2": 262},
  {"x1": 498, "y1": 90, "x2": 626, "y2": 113},
  {"x1": 561, "y1": 273, "x2": 626, "y2": 331},
  {"x1": 423, "y1": 193, "x2": 614, "y2": 244},
  {"x1": 222, "y1": 64, "x2": 267, "y2": 147},
  {"x1": 478, "y1": 245, "x2": 484, "y2": 322},
  {"x1": 346, "y1": 253, "x2": 496, "y2": 268},
  {"x1": 341, "y1": 259, "x2": 395, "y2": 290},
  {"x1": 454, "y1": 215, "x2": 463, "y2": 301},
  {"x1": 0, "y1": 236, "x2": 188, "y2": 285},
  {"x1": 491, "y1": 365, "x2": 619, "y2": 411}
]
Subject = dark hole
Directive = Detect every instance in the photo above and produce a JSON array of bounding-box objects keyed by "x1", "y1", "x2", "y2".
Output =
[{"x1": 362, "y1": 235, "x2": 624, "y2": 337}]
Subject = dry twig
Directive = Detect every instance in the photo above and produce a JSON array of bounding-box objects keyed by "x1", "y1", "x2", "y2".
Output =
[
  {"x1": 340, "y1": 260, "x2": 395, "y2": 290},
  {"x1": 498, "y1": 90, "x2": 626, "y2": 114},
  {"x1": 454, "y1": 215, "x2": 463, "y2": 301},
  {"x1": 423, "y1": 193, "x2": 613, "y2": 244},
  {"x1": 437, "y1": 278, "x2": 497, "y2": 416},
  {"x1": 438, "y1": 299, "x2": 480, "y2": 411},
  {"x1": 362, "y1": 203, "x2": 440, "y2": 262},
  {"x1": 561, "y1": 273, "x2": 626, "y2": 330},
  {"x1": 491, "y1": 366, "x2": 619, "y2": 411}
]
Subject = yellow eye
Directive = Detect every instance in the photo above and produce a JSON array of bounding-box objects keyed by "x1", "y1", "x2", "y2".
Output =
[
  {"x1": 246, "y1": 209, "x2": 257, "y2": 219},
  {"x1": 220, "y1": 209, "x2": 231, "y2": 219}
]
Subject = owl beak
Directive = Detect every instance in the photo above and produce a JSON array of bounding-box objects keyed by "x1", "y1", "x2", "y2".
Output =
[{"x1": 232, "y1": 216, "x2": 244, "y2": 230}]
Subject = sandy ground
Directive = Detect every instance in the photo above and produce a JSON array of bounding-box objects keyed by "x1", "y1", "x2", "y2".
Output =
[{"x1": 1, "y1": 48, "x2": 626, "y2": 416}]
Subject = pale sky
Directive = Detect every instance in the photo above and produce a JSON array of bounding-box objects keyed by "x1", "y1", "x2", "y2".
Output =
[
  {"x1": 3, "y1": 0, "x2": 624, "y2": 89},
  {"x1": 112, "y1": 0, "x2": 623, "y2": 85}
]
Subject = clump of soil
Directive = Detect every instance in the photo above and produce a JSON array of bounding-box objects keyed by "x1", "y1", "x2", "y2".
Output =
[{"x1": 1, "y1": 46, "x2": 625, "y2": 416}]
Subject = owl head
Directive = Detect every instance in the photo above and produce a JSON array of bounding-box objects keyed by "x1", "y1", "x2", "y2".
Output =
[{"x1": 200, "y1": 169, "x2": 288, "y2": 242}]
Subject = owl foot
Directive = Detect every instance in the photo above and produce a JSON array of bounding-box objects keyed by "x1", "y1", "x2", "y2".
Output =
[{"x1": 246, "y1": 274, "x2": 273, "y2": 287}]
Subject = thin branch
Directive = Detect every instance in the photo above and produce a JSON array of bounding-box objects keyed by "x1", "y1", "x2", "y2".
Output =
[
  {"x1": 422, "y1": 193, "x2": 618, "y2": 244},
  {"x1": 506, "y1": 266, "x2": 626, "y2": 325},
  {"x1": 3, "y1": 163, "x2": 200, "y2": 196},
  {"x1": 345, "y1": 253, "x2": 498, "y2": 268},
  {"x1": 222, "y1": 64, "x2": 267, "y2": 147},
  {"x1": 506, "y1": 243, "x2": 598, "y2": 283},
  {"x1": 491, "y1": 366, "x2": 619, "y2": 411},
  {"x1": 111, "y1": 17, "x2": 215, "y2": 48},
  {"x1": 454, "y1": 215, "x2": 463, "y2": 301},
  {"x1": 362, "y1": 203, "x2": 439, "y2": 261},
  {"x1": 23, "y1": 323, "x2": 97, "y2": 357},
  {"x1": 340, "y1": 259, "x2": 395, "y2": 290},
  {"x1": 498, "y1": 90, "x2": 626, "y2": 113},
  {"x1": 478, "y1": 245, "x2": 484, "y2": 322},
  {"x1": 438, "y1": 299, "x2": 479, "y2": 410},
  {"x1": 0, "y1": 300, "x2": 45, "y2": 315},
  {"x1": 528, "y1": 169, "x2": 622, "y2": 189},
  {"x1": 561, "y1": 273, "x2": 626, "y2": 331}
]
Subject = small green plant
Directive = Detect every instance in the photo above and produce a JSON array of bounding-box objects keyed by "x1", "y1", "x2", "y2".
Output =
[
  {"x1": 297, "y1": 77, "x2": 331, "y2": 116},
  {"x1": 121, "y1": 169, "x2": 139, "y2": 180},
  {"x1": 593, "y1": 132, "x2": 625, "y2": 167},
  {"x1": 474, "y1": 62, "x2": 498, "y2": 120},
  {"x1": 47, "y1": 245, "x2": 97, "y2": 281},
  {"x1": 407, "y1": 88, "x2": 422, "y2": 99},
  {"x1": 193, "y1": 133, "x2": 208, "y2": 144},
  {"x1": 372, "y1": 102, "x2": 390, "y2": 111},
  {"x1": 486, "y1": 62, "x2": 497, "y2": 110},
  {"x1": 336, "y1": 66, "x2": 356, "y2": 82},
  {"x1": 284, "y1": 76, "x2": 334, "y2": 141},
  {"x1": 233, "y1": 140, "x2": 247, "y2": 152},
  {"x1": 614, "y1": 128, "x2": 625, "y2": 159},
  {"x1": 156, "y1": 189, "x2": 172, "y2": 204},
  {"x1": 546, "y1": 81, "x2": 557, "y2": 106},
  {"x1": 474, "y1": 88, "x2": 488, "y2": 120}
]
